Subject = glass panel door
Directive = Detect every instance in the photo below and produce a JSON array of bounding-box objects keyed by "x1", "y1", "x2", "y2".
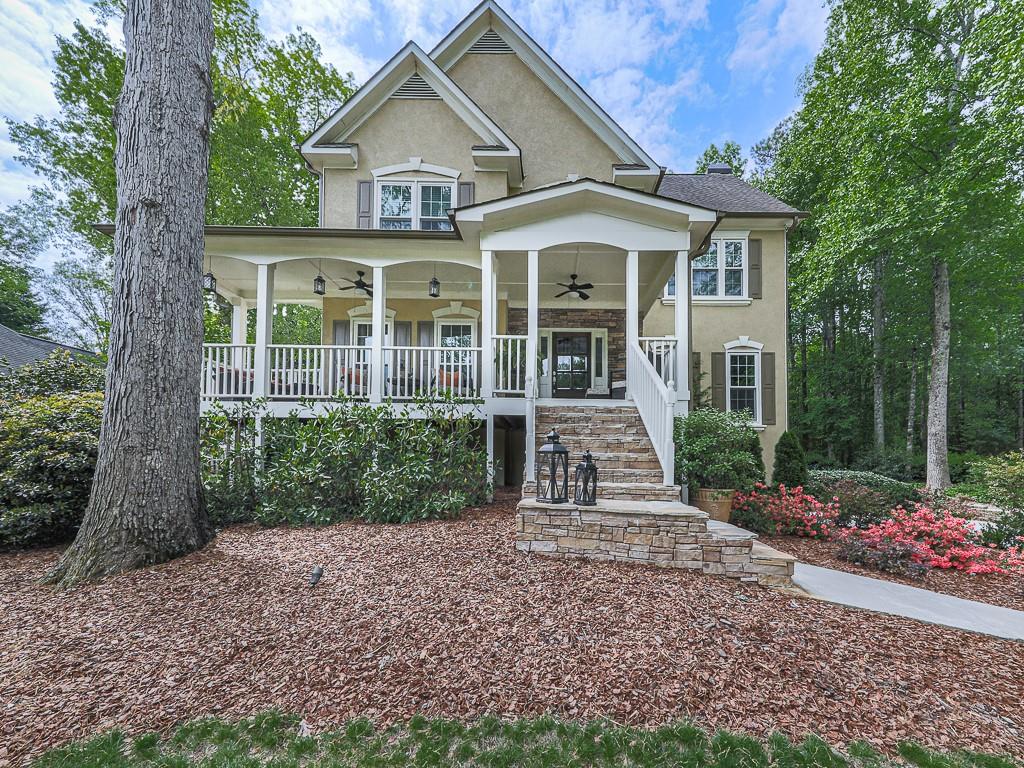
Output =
[{"x1": 552, "y1": 333, "x2": 591, "y2": 398}]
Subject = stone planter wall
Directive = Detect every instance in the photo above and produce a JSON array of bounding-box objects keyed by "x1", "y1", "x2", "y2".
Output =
[{"x1": 516, "y1": 499, "x2": 794, "y2": 588}]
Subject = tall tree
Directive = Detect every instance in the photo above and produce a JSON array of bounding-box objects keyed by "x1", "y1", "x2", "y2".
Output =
[
  {"x1": 47, "y1": 0, "x2": 215, "y2": 585},
  {"x1": 695, "y1": 140, "x2": 747, "y2": 177},
  {"x1": 0, "y1": 196, "x2": 51, "y2": 334}
]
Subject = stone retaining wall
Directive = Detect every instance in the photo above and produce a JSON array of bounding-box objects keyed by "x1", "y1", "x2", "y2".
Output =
[{"x1": 516, "y1": 499, "x2": 794, "y2": 588}]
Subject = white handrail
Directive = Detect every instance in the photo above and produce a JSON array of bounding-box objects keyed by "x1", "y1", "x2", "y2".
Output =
[
  {"x1": 383, "y1": 346, "x2": 482, "y2": 399},
  {"x1": 628, "y1": 342, "x2": 676, "y2": 485},
  {"x1": 201, "y1": 344, "x2": 255, "y2": 399},
  {"x1": 267, "y1": 344, "x2": 369, "y2": 400},
  {"x1": 640, "y1": 336, "x2": 677, "y2": 390},
  {"x1": 493, "y1": 335, "x2": 528, "y2": 395}
]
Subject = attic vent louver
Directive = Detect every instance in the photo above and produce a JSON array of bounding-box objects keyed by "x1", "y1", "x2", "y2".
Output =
[
  {"x1": 468, "y1": 29, "x2": 514, "y2": 54},
  {"x1": 392, "y1": 73, "x2": 440, "y2": 99}
]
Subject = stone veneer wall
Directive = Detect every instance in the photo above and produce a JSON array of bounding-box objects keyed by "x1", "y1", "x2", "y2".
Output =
[
  {"x1": 506, "y1": 308, "x2": 630, "y2": 384},
  {"x1": 516, "y1": 500, "x2": 794, "y2": 588}
]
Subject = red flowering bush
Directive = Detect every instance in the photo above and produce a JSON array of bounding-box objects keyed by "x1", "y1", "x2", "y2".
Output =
[
  {"x1": 839, "y1": 504, "x2": 1024, "y2": 576},
  {"x1": 732, "y1": 483, "x2": 839, "y2": 538}
]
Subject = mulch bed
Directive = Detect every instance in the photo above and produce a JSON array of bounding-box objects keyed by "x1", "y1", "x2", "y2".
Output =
[
  {"x1": 762, "y1": 534, "x2": 1024, "y2": 612},
  {"x1": 2, "y1": 488, "x2": 1023, "y2": 766}
]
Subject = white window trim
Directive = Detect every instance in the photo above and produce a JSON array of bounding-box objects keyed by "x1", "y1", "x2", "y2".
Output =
[
  {"x1": 691, "y1": 231, "x2": 750, "y2": 301},
  {"x1": 374, "y1": 178, "x2": 456, "y2": 231},
  {"x1": 432, "y1": 301, "x2": 480, "y2": 347},
  {"x1": 724, "y1": 336, "x2": 763, "y2": 426},
  {"x1": 348, "y1": 301, "x2": 395, "y2": 346},
  {"x1": 370, "y1": 157, "x2": 461, "y2": 179}
]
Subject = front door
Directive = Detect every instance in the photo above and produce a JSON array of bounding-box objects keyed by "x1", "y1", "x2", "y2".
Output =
[{"x1": 553, "y1": 332, "x2": 591, "y2": 398}]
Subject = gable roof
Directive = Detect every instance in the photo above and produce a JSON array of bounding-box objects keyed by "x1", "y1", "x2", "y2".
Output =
[
  {"x1": 657, "y1": 173, "x2": 806, "y2": 216},
  {"x1": 300, "y1": 42, "x2": 521, "y2": 183},
  {"x1": 430, "y1": 0, "x2": 661, "y2": 184},
  {"x1": 0, "y1": 323, "x2": 96, "y2": 371}
]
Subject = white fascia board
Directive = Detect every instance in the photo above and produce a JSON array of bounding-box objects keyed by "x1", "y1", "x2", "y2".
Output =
[
  {"x1": 612, "y1": 167, "x2": 662, "y2": 190},
  {"x1": 301, "y1": 41, "x2": 520, "y2": 161},
  {"x1": 455, "y1": 180, "x2": 716, "y2": 223},
  {"x1": 303, "y1": 145, "x2": 358, "y2": 172},
  {"x1": 431, "y1": 1, "x2": 659, "y2": 172}
]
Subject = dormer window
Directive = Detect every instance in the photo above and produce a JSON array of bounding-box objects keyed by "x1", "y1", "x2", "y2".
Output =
[{"x1": 376, "y1": 180, "x2": 454, "y2": 231}]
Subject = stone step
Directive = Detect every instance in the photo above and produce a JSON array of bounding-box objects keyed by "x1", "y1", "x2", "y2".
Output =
[{"x1": 522, "y1": 480, "x2": 681, "y2": 503}]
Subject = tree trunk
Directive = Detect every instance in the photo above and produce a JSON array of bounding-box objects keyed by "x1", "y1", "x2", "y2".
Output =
[
  {"x1": 1018, "y1": 360, "x2": 1023, "y2": 451},
  {"x1": 872, "y1": 253, "x2": 886, "y2": 452},
  {"x1": 926, "y1": 260, "x2": 952, "y2": 491},
  {"x1": 905, "y1": 345, "x2": 917, "y2": 457},
  {"x1": 47, "y1": 0, "x2": 214, "y2": 586}
]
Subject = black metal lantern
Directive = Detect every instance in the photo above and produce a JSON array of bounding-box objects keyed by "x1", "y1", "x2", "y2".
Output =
[
  {"x1": 202, "y1": 271, "x2": 217, "y2": 293},
  {"x1": 573, "y1": 450, "x2": 598, "y2": 506},
  {"x1": 428, "y1": 275, "x2": 441, "y2": 298},
  {"x1": 313, "y1": 274, "x2": 326, "y2": 296},
  {"x1": 536, "y1": 429, "x2": 570, "y2": 503}
]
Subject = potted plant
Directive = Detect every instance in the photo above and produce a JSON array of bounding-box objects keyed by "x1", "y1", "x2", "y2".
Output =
[{"x1": 676, "y1": 409, "x2": 759, "y2": 522}]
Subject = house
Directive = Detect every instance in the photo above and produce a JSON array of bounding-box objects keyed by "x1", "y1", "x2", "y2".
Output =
[
  {"x1": 185, "y1": 0, "x2": 804, "y2": 499},
  {"x1": 0, "y1": 322, "x2": 97, "y2": 373}
]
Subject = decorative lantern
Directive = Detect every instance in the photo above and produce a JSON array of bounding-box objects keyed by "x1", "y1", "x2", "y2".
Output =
[
  {"x1": 573, "y1": 450, "x2": 598, "y2": 506},
  {"x1": 313, "y1": 274, "x2": 326, "y2": 296},
  {"x1": 202, "y1": 271, "x2": 217, "y2": 293},
  {"x1": 536, "y1": 429, "x2": 569, "y2": 503},
  {"x1": 428, "y1": 275, "x2": 441, "y2": 298}
]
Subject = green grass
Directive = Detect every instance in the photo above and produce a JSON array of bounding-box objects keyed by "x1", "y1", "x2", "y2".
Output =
[{"x1": 30, "y1": 711, "x2": 1021, "y2": 768}]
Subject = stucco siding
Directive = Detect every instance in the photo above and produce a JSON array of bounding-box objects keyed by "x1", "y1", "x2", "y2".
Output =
[
  {"x1": 643, "y1": 229, "x2": 789, "y2": 474},
  {"x1": 448, "y1": 53, "x2": 621, "y2": 190},
  {"x1": 321, "y1": 98, "x2": 508, "y2": 228}
]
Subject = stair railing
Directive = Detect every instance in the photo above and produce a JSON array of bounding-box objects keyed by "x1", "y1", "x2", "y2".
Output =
[{"x1": 627, "y1": 341, "x2": 676, "y2": 485}]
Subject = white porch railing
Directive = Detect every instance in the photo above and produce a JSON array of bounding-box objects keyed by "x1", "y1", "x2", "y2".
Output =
[
  {"x1": 627, "y1": 342, "x2": 676, "y2": 485},
  {"x1": 493, "y1": 335, "x2": 528, "y2": 395},
  {"x1": 268, "y1": 344, "x2": 369, "y2": 399},
  {"x1": 202, "y1": 344, "x2": 255, "y2": 399},
  {"x1": 640, "y1": 336, "x2": 677, "y2": 389},
  {"x1": 383, "y1": 346, "x2": 482, "y2": 399}
]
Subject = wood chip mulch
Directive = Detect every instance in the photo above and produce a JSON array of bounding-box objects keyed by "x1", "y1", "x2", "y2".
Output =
[
  {"x1": 761, "y1": 534, "x2": 1024, "y2": 612},
  {"x1": 2, "y1": 488, "x2": 1023, "y2": 766}
]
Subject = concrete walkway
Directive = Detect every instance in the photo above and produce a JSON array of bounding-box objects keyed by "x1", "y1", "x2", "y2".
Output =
[{"x1": 792, "y1": 563, "x2": 1024, "y2": 641}]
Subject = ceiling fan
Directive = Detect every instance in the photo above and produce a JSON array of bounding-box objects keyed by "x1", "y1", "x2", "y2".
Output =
[
  {"x1": 555, "y1": 274, "x2": 593, "y2": 301},
  {"x1": 339, "y1": 270, "x2": 373, "y2": 297}
]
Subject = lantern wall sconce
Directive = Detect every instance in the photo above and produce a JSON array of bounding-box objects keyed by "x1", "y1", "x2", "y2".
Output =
[
  {"x1": 573, "y1": 450, "x2": 598, "y2": 506},
  {"x1": 429, "y1": 274, "x2": 441, "y2": 298},
  {"x1": 313, "y1": 274, "x2": 326, "y2": 296},
  {"x1": 202, "y1": 271, "x2": 217, "y2": 293},
  {"x1": 536, "y1": 429, "x2": 570, "y2": 503}
]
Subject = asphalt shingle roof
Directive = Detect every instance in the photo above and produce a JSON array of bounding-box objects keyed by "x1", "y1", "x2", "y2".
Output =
[
  {"x1": 656, "y1": 173, "x2": 802, "y2": 215},
  {"x1": 0, "y1": 323, "x2": 95, "y2": 370}
]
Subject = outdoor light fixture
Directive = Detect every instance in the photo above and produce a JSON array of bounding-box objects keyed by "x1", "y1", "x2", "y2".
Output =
[
  {"x1": 313, "y1": 260, "x2": 326, "y2": 296},
  {"x1": 428, "y1": 267, "x2": 441, "y2": 298},
  {"x1": 202, "y1": 254, "x2": 216, "y2": 293},
  {"x1": 573, "y1": 450, "x2": 598, "y2": 506},
  {"x1": 536, "y1": 429, "x2": 570, "y2": 504}
]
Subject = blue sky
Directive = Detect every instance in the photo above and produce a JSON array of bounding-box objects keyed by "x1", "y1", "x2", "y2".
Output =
[{"x1": 1, "y1": 0, "x2": 828, "y2": 253}]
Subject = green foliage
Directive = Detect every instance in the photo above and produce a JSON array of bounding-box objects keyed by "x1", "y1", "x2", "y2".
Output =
[
  {"x1": 969, "y1": 451, "x2": 1024, "y2": 547},
  {"x1": 772, "y1": 431, "x2": 807, "y2": 488},
  {"x1": 675, "y1": 409, "x2": 759, "y2": 491},
  {"x1": 694, "y1": 140, "x2": 748, "y2": 177},
  {"x1": 0, "y1": 350, "x2": 104, "y2": 403},
  {"x1": 0, "y1": 392, "x2": 102, "y2": 549},
  {"x1": 747, "y1": 432, "x2": 766, "y2": 484},
  {"x1": 202, "y1": 397, "x2": 489, "y2": 527},
  {"x1": 31, "y1": 710, "x2": 1020, "y2": 768},
  {"x1": 804, "y1": 469, "x2": 921, "y2": 522}
]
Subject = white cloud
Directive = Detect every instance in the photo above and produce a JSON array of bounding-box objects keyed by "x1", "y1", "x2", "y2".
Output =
[{"x1": 727, "y1": 0, "x2": 827, "y2": 81}]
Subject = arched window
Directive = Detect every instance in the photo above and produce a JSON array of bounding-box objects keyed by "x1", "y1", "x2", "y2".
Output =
[{"x1": 723, "y1": 336, "x2": 763, "y2": 423}]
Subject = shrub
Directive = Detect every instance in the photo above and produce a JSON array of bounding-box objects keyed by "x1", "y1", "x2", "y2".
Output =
[
  {"x1": 805, "y1": 468, "x2": 920, "y2": 519},
  {"x1": 772, "y1": 431, "x2": 807, "y2": 488},
  {"x1": 201, "y1": 402, "x2": 262, "y2": 527},
  {"x1": 825, "y1": 479, "x2": 890, "y2": 528},
  {"x1": 675, "y1": 409, "x2": 759, "y2": 491},
  {"x1": 841, "y1": 504, "x2": 1024, "y2": 575},
  {"x1": 967, "y1": 451, "x2": 1024, "y2": 548},
  {"x1": 0, "y1": 350, "x2": 104, "y2": 405},
  {"x1": 731, "y1": 483, "x2": 839, "y2": 538},
  {"x1": 835, "y1": 534, "x2": 929, "y2": 579},
  {"x1": 746, "y1": 433, "x2": 766, "y2": 484},
  {"x1": 0, "y1": 392, "x2": 102, "y2": 549}
]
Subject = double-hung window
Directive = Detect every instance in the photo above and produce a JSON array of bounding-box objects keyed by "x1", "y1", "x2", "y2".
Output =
[
  {"x1": 724, "y1": 338, "x2": 762, "y2": 423},
  {"x1": 377, "y1": 180, "x2": 454, "y2": 231},
  {"x1": 691, "y1": 236, "x2": 747, "y2": 298}
]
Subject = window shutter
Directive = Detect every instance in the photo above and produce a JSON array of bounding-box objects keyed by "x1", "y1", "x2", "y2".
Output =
[
  {"x1": 748, "y1": 238, "x2": 762, "y2": 299},
  {"x1": 690, "y1": 352, "x2": 701, "y2": 405},
  {"x1": 357, "y1": 181, "x2": 373, "y2": 228},
  {"x1": 394, "y1": 321, "x2": 412, "y2": 347},
  {"x1": 711, "y1": 351, "x2": 726, "y2": 411},
  {"x1": 333, "y1": 320, "x2": 350, "y2": 345},
  {"x1": 457, "y1": 181, "x2": 475, "y2": 208},
  {"x1": 761, "y1": 351, "x2": 776, "y2": 425}
]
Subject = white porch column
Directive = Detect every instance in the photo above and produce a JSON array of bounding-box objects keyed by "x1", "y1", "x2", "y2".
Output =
[
  {"x1": 625, "y1": 250, "x2": 639, "y2": 398},
  {"x1": 370, "y1": 265, "x2": 386, "y2": 403},
  {"x1": 674, "y1": 249, "x2": 690, "y2": 413},
  {"x1": 230, "y1": 299, "x2": 248, "y2": 346},
  {"x1": 253, "y1": 264, "x2": 275, "y2": 398},
  {"x1": 525, "y1": 249, "x2": 539, "y2": 481},
  {"x1": 480, "y1": 250, "x2": 494, "y2": 399}
]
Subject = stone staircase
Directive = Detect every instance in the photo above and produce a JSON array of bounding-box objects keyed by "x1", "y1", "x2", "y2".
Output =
[{"x1": 522, "y1": 404, "x2": 680, "y2": 502}]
